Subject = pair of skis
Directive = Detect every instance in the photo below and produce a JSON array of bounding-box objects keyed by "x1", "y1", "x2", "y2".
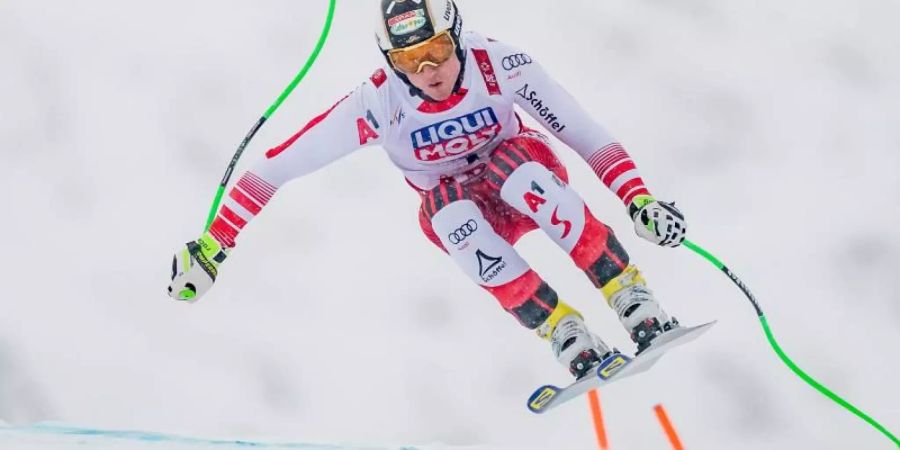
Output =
[{"x1": 527, "y1": 321, "x2": 716, "y2": 414}]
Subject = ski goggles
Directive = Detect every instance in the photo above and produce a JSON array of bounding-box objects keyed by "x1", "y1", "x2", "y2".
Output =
[{"x1": 387, "y1": 30, "x2": 456, "y2": 74}]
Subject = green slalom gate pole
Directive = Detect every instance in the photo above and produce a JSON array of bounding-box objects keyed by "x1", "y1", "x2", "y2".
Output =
[
  {"x1": 682, "y1": 239, "x2": 899, "y2": 447},
  {"x1": 203, "y1": 0, "x2": 337, "y2": 232}
]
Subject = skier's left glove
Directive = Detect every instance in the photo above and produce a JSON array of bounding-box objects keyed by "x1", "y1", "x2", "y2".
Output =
[
  {"x1": 167, "y1": 232, "x2": 230, "y2": 302},
  {"x1": 628, "y1": 195, "x2": 687, "y2": 248}
]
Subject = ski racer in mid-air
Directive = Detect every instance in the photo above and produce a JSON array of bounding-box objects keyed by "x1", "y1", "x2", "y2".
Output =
[{"x1": 168, "y1": 0, "x2": 688, "y2": 380}]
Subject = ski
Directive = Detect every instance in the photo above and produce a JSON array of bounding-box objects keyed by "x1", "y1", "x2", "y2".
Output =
[{"x1": 527, "y1": 321, "x2": 716, "y2": 414}]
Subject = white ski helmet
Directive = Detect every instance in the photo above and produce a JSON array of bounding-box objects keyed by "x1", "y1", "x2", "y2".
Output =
[{"x1": 375, "y1": 0, "x2": 466, "y2": 96}]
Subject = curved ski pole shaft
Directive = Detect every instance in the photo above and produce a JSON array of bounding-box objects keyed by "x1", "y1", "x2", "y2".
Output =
[
  {"x1": 682, "y1": 239, "x2": 899, "y2": 447},
  {"x1": 203, "y1": 0, "x2": 337, "y2": 231}
]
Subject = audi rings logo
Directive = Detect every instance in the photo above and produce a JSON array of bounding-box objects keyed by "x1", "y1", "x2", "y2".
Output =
[
  {"x1": 502, "y1": 53, "x2": 533, "y2": 71},
  {"x1": 448, "y1": 220, "x2": 478, "y2": 245}
]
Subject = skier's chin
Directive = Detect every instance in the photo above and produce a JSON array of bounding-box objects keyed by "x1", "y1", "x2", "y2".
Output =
[{"x1": 424, "y1": 82, "x2": 453, "y2": 101}]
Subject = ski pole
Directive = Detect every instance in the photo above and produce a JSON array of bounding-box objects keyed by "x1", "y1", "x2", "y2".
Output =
[
  {"x1": 202, "y1": 0, "x2": 337, "y2": 232},
  {"x1": 682, "y1": 239, "x2": 899, "y2": 447}
]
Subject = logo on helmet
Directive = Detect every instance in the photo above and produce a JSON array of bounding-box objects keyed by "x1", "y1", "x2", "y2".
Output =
[
  {"x1": 443, "y1": 0, "x2": 453, "y2": 21},
  {"x1": 389, "y1": 9, "x2": 427, "y2": 35}
]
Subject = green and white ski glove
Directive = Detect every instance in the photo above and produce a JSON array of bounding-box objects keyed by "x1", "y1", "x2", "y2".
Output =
[
  {"x1": 167, "y1": 232, "x2": 230, "y2": 302},
  {"x1": 628, "y1": 195, "x2": 687, "y2": 248}
]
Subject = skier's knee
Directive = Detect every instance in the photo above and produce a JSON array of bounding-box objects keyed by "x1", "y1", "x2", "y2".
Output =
[
  {"x1": 496, "y1": 161, "x2": 588, "y2": 252},
  {"x1": 429, "y1": 199, "x2": 486, "y2": 250},
  {"x1": 429, "y1": 199, "x2": 531, "y2": 287}
]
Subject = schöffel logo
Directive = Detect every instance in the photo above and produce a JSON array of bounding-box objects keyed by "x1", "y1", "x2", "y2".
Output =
[
  {"x1": 476, "y1": 249, "x2": 507, "y2": 283},
  {"x1": 502, "y1": 53, "x2": 533, "y2": 71},
  {"x1": 515, "y1": 84, "x2": 567, "y2": 132},
  {"x1": 411, "y1": 107, "x2": 502, "y2": 162}
]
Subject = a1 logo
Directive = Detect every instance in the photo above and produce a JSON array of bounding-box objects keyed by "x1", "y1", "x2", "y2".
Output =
[
  {"x1": 523, "y1": 181, "x2": 547, "y2": 213},
  {"x1": 522, "y1": 180, "x2": 571, "y2": 239}
]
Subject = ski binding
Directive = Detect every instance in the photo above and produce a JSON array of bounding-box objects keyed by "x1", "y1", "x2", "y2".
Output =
[{"x1": 527, "y1": 320, "x2": 716, "y2": 414}]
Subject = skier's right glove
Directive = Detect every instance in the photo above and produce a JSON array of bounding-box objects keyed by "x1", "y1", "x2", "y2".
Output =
[
  {"x1": 167, "y1": 232, "x2": 230, "y2": 303},
  {"x1": 628, "y1": 195, "x2": 687, "y2": 248}
]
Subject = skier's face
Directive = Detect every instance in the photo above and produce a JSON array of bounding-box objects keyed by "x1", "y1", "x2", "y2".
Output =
[{"x1": 405, "y1": 54, "x2": 461, "y2": 101}]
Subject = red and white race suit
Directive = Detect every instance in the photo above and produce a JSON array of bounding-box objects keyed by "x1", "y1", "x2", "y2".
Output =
[{"x1": 209, "y1": 32, "x2": 653, "y2": 329}]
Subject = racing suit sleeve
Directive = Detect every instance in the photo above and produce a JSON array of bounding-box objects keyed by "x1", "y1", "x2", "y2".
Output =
[
  {"x1": 206, "y1": 72, "x2": 390, "y2": 248},
  {"x1": 497, "y1": 45, "x2": 652, "y2": 206}
]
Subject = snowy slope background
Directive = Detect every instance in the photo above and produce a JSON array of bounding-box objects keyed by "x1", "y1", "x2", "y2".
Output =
[{"x1": 1, "y1": 0, "x2": 898, "y2": 449}]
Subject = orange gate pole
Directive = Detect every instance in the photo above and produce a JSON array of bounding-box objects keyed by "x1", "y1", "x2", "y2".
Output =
[
  {"x1": 587, "y1": 390, "x2": 610, "y2": 449},
  {"x1": 653, "y1": 404, "x2": 685, "y2": 450}
]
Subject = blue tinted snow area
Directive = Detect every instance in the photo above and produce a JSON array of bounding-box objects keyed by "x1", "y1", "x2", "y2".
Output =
[{"x1": 0, "y1": 423, "x2": 506, "y2": 450}]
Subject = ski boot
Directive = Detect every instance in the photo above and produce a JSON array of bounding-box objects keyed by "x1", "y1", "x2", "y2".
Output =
[
  {"x1": 536, "y1": 301, "x2": 618, "y2": 379},
  {"x1": 603, "y1": 265, "x2": 680, "y2": 354}
]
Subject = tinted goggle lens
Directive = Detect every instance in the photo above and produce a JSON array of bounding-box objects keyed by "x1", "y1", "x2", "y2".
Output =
[{"x1": 388, "y1": 32, "x2": 455, "y2": 74}]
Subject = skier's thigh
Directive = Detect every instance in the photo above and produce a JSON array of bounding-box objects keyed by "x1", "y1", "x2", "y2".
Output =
[
  {"x1": 429, "y1": 199, "x2": 530, "y2": 287},
  {"x1": 499, "y1": 161, "x2": 587, "y2": 253}
]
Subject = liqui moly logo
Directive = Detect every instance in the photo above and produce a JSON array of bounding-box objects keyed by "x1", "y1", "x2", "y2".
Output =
[{"x1": 411, "y1": 107, "x2": 502, "y2": 162}]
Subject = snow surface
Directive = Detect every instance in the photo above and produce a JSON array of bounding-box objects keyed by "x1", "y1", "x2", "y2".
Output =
[
  {"x1": 0, "y1": 423, "x2": 521, "y2": 450},
  {"x1": 1, "y1": 0, "x2": 898, "y2": 449}
]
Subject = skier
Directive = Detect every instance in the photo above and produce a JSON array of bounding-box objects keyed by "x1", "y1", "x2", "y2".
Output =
[{"x1": 168, "y1": 0, "x2": 688, "y2": 379}]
